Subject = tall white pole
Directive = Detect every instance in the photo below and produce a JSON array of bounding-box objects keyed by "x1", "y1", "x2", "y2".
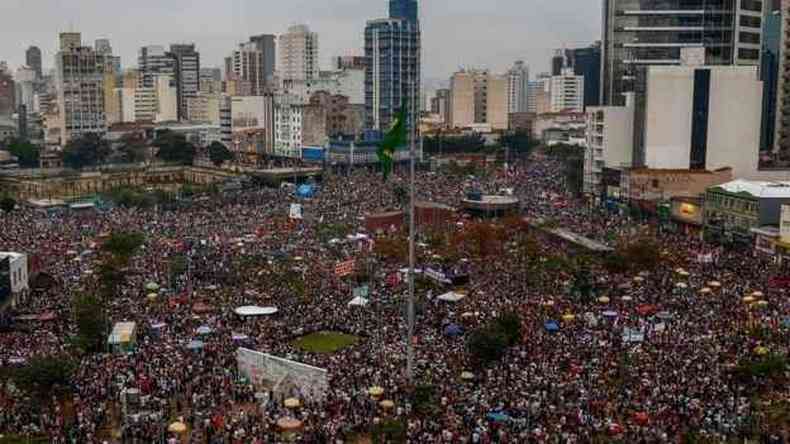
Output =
[{"x1": 406, "y1": 74, "x2": 416, "y2": 383}]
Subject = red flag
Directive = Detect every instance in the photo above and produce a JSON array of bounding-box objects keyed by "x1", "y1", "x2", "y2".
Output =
[{"x1": 334, "y1": 260, "x2": 355, "y2": 277}]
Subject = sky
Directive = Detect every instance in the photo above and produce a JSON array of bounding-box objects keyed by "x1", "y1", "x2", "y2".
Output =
[{"x1": 0, "y1": 0, "x2": 601, "y2": 82}]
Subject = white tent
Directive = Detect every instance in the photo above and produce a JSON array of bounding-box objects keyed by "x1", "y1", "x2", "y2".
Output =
[
  {"x1": 438, "y1": 292, "x2": 466, "y2": 302},
  {"x1": 235, "y1": 306, "x2": 278, "y2": 316},
  {"x1": 347, "y1": 296, "x2": 369, "y2": 307}
]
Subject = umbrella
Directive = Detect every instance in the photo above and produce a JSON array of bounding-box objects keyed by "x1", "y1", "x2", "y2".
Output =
[
  {"x1": 699, "y1": 287, "x2": 712, "y2": 295},
  {"x1": 621, "y1": 295, "x2": 633, "y2": 302},
  {"x1": 461, "y1": 311, "x2": 475, "y2": 318},
  {"x1": 782, "y1": 318, "x2": 790, "y2": 328},
  {"x1": 601, "y1": 310, "x2": 618, "y2": 318},
  {"x1": 196, "y1": 326, "x2": 212, "y2": 335},
  {"x1": 444, "y1": 324, "x2": 464, "y2": 337},
  {"x1": 675, "y1": 282, "x2": 688, "y2": 289},
  {"x1": 597, "y1": 296, "x2": 610, "y2": 304},
  {"x1": 168, "y1": 421, "x2": 187, "y2": 433},
  {"x1": 461, "y1": 371, "x2": 475, "y2": 381},
  {"x1": 562, "y1": 313, "x2": 575, "y2": 322},
  {"x1": 633, "y1": 276, "x2": 644, "y2": 283},
  {"x1": 755, "y1": 300, "x2": 769, "y2": 307},
  {"x1": 368, "y1": 386, "x2": 384, "y2": 397},
  {"x1": 380, "y1": 400, "x2": 395, "y2": 409},
  {"x1": 284, "y1": 398, "x2": 301, "y2": 408},
  {"x1": 231, "y1": 333, "x2": 249, "y2": 341},
  {"x1": 276, "y1": 417, "x2": 303, "y2": 430},
  {"x1": 677, "y1": 271, "x2": 690, "y2": 277},
  {"x1": 637, "y1": 304, "x2": 657, "y2": 316},
  {"x1": 656, "y1": 311, "x2": 674, "y2": 320},
  {"x1": 754, "y1": 346, "x2": 769, "y2": 356},
  {"x1": 751, "y1": 291, "x2": 764, "y2": 298},
  {"x1": 708, "y1": 281, "x2": 721, "y2": 288},
  {"x1": 487, "y1": 412, "x2": 510, "y2": 423},
  {"x1": 541, "y1": 300, "x2": 555, "y2": 307},
  {"x1": 146, "y1": 293, "x2": 158, "y2": 301},
  {"x1": 186, "y1": 340, "x2": 205, "y2": 350},
  {"x1": 674, "y1": 268, "x2": 685, "y2": 274},
  {"x1": 544, "y1": 320, "x2": 560, "y2": 332},
  {"x1": 634, "y1": 412, "x2": 649, "y2": 425},
  {"x1": 742, "y1": 296, "x2": 756, "y2": 303},
  {"x1": 145, "y1": 282, "x2": 159, "y2": 291}
]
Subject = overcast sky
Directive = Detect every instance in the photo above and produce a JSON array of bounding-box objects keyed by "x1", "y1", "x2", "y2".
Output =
[{"x1": 0, "y1": 0, "x2": 601, "y2": 81}]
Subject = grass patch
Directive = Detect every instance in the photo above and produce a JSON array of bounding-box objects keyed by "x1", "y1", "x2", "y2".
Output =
[{"x1": 293, "y1": 331, "x2": 360, "y2": 353}]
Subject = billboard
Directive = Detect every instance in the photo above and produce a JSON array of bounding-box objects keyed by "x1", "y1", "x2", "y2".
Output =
[
  {"x1": 237, "y1": 348, "x2": 329, "y2": 401},
  {"x1": 302, "y1": 147, "x2": 325, "y2": 162}
]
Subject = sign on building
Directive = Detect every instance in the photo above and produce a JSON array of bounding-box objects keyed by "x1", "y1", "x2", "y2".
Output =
[
  {"x1": 236, "y1": 348, "x2": 329, "y2": 401},
  {"x1": 781, "y1": 204, "x2": 790, "y2": 244}
]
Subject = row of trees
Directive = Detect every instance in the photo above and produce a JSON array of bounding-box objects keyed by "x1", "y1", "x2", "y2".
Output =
[
  {"x1": 543, "y1": 143, "x2": 585, "y2": 196},
  {"x1": 466, "y1": 312, "x2": 523, "y2": 367}
]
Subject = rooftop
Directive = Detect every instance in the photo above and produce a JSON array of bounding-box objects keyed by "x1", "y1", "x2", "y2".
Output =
[{"x1": 712, "y1": 179, "x2": 790, "y2": 198}]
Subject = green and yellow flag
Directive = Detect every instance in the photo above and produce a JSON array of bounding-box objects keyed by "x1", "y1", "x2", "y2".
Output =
[{"x1": 377, "y1": 102, "x2": 409, "y2": 180}]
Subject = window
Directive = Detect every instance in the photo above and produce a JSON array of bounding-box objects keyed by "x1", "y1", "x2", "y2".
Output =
[
  {"x1": 738, "y1": 48, "x2": 760, "y2": 60},
  {"x1": 739, "y1": 32, "x2": 760, "y2": 45},
  {"x1": 740, "y1": 0, "x2": 763, "y2": 13}
]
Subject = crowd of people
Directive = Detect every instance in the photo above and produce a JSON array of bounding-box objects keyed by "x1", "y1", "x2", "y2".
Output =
[{"x1": 0, "y1": 155, "x2": 788, "y2": 443}]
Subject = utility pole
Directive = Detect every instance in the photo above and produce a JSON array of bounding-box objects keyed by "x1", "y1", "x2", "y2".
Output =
[{"x1": 406, "y1": 76, "x2": 417, "y2": 383}]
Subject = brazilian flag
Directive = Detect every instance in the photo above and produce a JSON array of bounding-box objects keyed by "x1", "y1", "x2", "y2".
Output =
[{"x1": 377, "y1": 102, "x2": 409, "y2": 180}]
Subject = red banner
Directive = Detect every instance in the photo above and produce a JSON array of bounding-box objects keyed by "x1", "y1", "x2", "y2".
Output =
[{"x1": 334, "y1": 260, "x2": 355, "y2": 277}]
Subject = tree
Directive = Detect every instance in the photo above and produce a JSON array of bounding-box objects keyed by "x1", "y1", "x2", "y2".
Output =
[
  {"x1": 0, "y1": 195, "x2": 15, "y2": 213},
  {"x1": 618, "y1": 237, "x2": 661, "y2": 272},
  {"x1": 154, "y1": 130, "x2": 196, "y2": 164},
  {"x1": 4, "y1": 137, "x2": 40, "y2": 168},
  {"x1": 501, "y1": 130, "x2": 535, "y2": 158},
  {"x1": 492, "y1": 312, "x2": 522, "y2": 346},
  {"x1": 208, "y1": 141, "x2": 234, "y2": 166},
  {"x1": 11, "y1": 356, "x2": 76, "y2": 397},
  {"x1": 63, "y1": 133, "x2": 111, "y2": 169},
  {"x1": 467, "y1": 328, "x2": 508, "y2": 367},
  {"x1": 74, "y1": 293, "x2": 107, "y2": 353},
  {"x1": 102, "y1": 231, "x2": 145, "y2": 262},
  {"x1": 117, "y1": 133, "x2": 147, "y2": 163}
]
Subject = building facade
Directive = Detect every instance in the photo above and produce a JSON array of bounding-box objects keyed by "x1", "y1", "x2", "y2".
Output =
[
  {"x1": 584, "y1": 96, "x2": 634, "y2": 194},
  {"x1": 279, "y1": 25, "x2": 319, "y2": 83},
  {"x1": 54, "y1": 35, "x2": 108, "y2": 142},
  {"x1": 138, "y1": 46, "x2": 175, "y2": 89},
  {"x1": 448, "y1": 69, "x2": 508, "y2": 130},
  {"x1": 230, "y1": 42, "x2": 265, "y2": 96},
  {"x1": 550, "y1": 68, "x2": 584, "y2": 113},
  {"x1": 364, "y1": 17, "x2": 421, "y2": 132},
  {"x1": 274, "y1": 94, "x2": 304, "y2": 157},
  {"x1": 507, "y1": 60, "x2": 529, "y2": 114},
  {"x1": 0, "y1": 70, "x2": 15, "y2": 117},
  {"x1": 169, "y1": 43, "x2": 200, "y2": 121},
  {"x1": 527, "y1": 74, "x2": 552, "y2": 114},
  {"x1": 761, "y1": 8, "x2": 781, "y2": 153},
  {"x1": 602, "y1": 0, "x2": 766, "y2": 106},
  {"x1": 249, "y1": 34, "x2": 276, "y2": 88},
  {"x1": 25, "y1": 46, "x2": 42, "y2": 80}
]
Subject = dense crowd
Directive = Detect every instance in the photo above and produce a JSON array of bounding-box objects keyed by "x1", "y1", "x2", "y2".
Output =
[{"x1": 0, "y1": 156, "x2": 788, "y2": 443}]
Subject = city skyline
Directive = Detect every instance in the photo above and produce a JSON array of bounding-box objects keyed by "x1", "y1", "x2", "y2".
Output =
[{"x1": 0, "y1": 0, "x2": 601, "y2": 79}]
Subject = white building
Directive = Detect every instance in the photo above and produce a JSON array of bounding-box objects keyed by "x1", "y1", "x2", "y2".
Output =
[
  {"x1": 584, "y1": 94, "x2": 634, "y2": 194},
  {"x1": 274, "y1": 94, "x2": 303, "y2": 157},
  {"x1": 507, "y1": 60, "x2": 529, "y2": 114},
  {"x1": 550, "y1": 68, "x2": 584, "y2": 113},
  {"x1": 230, "y1": 95, "x2": 272, "y2": 130},
  {"x1": 186, "y1": 92, "x2": 222, "y2": 125},
  {"x1": 118, "y1": 87, "x2": 136, "y2": 122},
  {"x1": 278, "y1": 24, "x2": 319, "y2": 83},
  {"x1": 643, "y1": 64, "x2": 762, "y2": 179},
  {"x1": 134, "y1": 74, "x2": 177, "y2": 123},
  {"x1": 0, "y1": 252, "x2": 28, "y2": 309}
]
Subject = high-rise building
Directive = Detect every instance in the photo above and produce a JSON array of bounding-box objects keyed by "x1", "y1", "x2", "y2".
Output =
[
  {"x1": 334, "y1": 55, "x2": 367, "y2": 70},
  {"x1": 59, "y1": 32, "x2": 82, "y2": 52},
  {"x1": 571, "y1": 43, "x2": 601, "y2": 108},
  {"x1": 773, "y1": 1, "x2": 790, "y2": 155},
  {"x1": 449, "y1": 69, "x2": 508, "y2": 130},
  {"x1": 389, "y1": 0, "x2": 418, "y2": 24},
  {"x1": 431, "y1": 88, "x2": 450, "y2": 124},
  {"x1": 761, "y1": 9, "x2": 781, "y2": 152},
  {"x1": 601, "y1": 0, "x2": 766, "y2": 106},
  {"x1": 527, "y1": 73, "x2": 551, "y2": 115},
  {"x1": 279, "y1": 25, "x2": 319, "y2": 83},
  {"x1": 551, "y1": 50, "x2": 565, "y2": 76},
  {"x1": 249, "y1": 34, "x2": 276, "y2": 87},
  {"x1": 55, "y1": 36, "x2": 108, "y2": 142},
  {"x1": 231, "y1": 42, "x2": 265, "y2": 96},
  {"x1": 169, "y1": 43, "x2": 200, "y2": 121},
  {"x1": 0, "y1": 70, "x2": 14, "y2": 117},
  {"x1": 15, "y1": 66, "x2": 36, "y2": 112},
  {"x1": 365, "y1": 16, "x2": 420, "y2": 132},
  {"x1": 95, "y1": 39, "x2": 112, "y2": 55},
  {"x1": 507, "y1": 60, "x2": 529, "y2": 114},
  {"x1": 550, "y1": 68, "x2": 584, "y2": 113},
  {"x1": 25, "y1": 46, "x2": 42, "y2": 80},
  {"x1": 138, "y1": 45, "x2": 175, "y2": 89}
]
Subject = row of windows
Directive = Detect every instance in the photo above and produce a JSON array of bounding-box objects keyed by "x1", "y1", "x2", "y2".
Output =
[{"x1": 707, "y1": 193, "x2": 758, "y2": 213}]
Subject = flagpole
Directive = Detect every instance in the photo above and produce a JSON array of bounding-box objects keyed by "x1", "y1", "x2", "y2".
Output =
[{"x1": 406, "y1": 74, "x2": 416, "y2": 383}]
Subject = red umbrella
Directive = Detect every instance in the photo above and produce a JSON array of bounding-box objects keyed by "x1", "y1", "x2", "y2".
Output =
[
  {"x1": 636, "y1": 304, "x2": 657, "y2": 316},
  {"x1": 634, "y1": 412, "x2": 649, "y2": 425},
  {"x1": 608, "y1": 423, "x2": 624, "y2": 435}
]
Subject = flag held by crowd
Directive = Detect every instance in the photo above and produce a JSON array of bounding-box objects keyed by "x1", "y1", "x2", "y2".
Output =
[{"x1": 335, "y1": 259, "x2": 355, "y2": 277}]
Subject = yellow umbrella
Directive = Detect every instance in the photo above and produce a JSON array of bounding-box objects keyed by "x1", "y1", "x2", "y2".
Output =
[
  {"x1": 277, "y1": 417, "x2": 303, "y2": 430},
  {"x1": 380, "y1": 400, "x2": 395, "y2": 410},
  {"x1": 677, "y1": 270, "x2": 690, "y2": 277},
  {"x1": 754, "y1": 346, "x2": 769, "y2": 356},
  {"x1": 742, "y1": 296, "x2": 756, "y2": 303},
  {"x1": 168, "y1": 421, "x2": 187, "y2": 434},
  {"x1": 562, "y1": 313, "x2": 576, "y2": 322},
  {"x1": 597, "y1": 296, "x2": 610, "y2": 304},
  {"x1": 284, "y1": 398, "x2": 301, "y2": 409},
  {"x1": 147, "y1": 292, "x2": 158, "y2": 301},
  {"x1": 368, "y1": 386, "x2": 385, "y2": 397}
]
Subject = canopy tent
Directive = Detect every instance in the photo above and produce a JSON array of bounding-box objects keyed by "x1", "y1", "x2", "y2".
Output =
[
  {"x1": 108, "y1": 322, "x2": 137, "y2": 353},
  {"x1": 234, "y1": 306, "x2": 278, "y2": 316},
  {"x1": 232, "y1": 333, "x2": 249, "y2": 341},
  {"x1": 636, "y1": 304, "x2": 657, "y2": 316},
  {"x1": 186, "y1": 340, "x2": 205, "y2": 350},
  {"x1": 196, "y1": 325, "x2": 213, "y2": 335},
  {"x1": 145, "y1": 282, "x2": 159, "y2": 291},
  {"x1": 444, "y1": 324, "x2": 464, "y2": 337},
  {"x1": 544, "y1": 320, "x2": 560, "y2": 332},
  {"x1": 601, "y1": 310, "x2": 618, "y2": 318},
  {"x1": 347, "y1": 296, "x2": 369, "y2": 307},
  {"x1": 295, "y1": 184, "x2": 316, "y2": 198},
  {"x1": 438, "y1": 292, "x2": 466, "y2": 302}
]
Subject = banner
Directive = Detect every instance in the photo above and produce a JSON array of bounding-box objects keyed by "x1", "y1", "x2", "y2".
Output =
[
  {"x1": 353, "y1": 285, "x2": 369, "y2": 298},
  {"x1": 335, "y1": 260, "x2": 355, "y2": 277},
  {"x1": 289, "y1": 203, "x2": 303, "y2": 220},
  {"x1": 236, "y1": 348, "x2": 328, "y2": 401},
  {"x1": 424, "y1": 267, "x2": 451, "y2": 284}
]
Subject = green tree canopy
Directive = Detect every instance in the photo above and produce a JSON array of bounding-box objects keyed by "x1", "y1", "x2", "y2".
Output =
[
  {"x1": 501, "y1": 130, "x2": 535, "y2": 157},
  {"x1": 4, "y1": 137, "x2": 40, "y2": 168},
  {"x1": 154, "y1": 130, "x2": 196, "y2": 164},
  {"x1": 208, "y1": 141, "x2": 234, "y2": 166},
  {"x1": 74, "y1": 293, "x2": 107, "y2": 353},
  {"x1": 63, "y1": 133, "x2": 111, "y2": 169},
  {"x1": 11, "y1": 356, "x2": 76, "y2": 396},
  {"x1": 466, "y1": 328, "x2": 508, "y2": 367},
  {"x1": 117, "y1": 133, "x2": 147, "y2": 163},
  {"x1": 0, "y1": 195, "x2": 15, "y2": 213},
  {"x1": 102, "y1": 231, "x2": 145, "y2": 261}
]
